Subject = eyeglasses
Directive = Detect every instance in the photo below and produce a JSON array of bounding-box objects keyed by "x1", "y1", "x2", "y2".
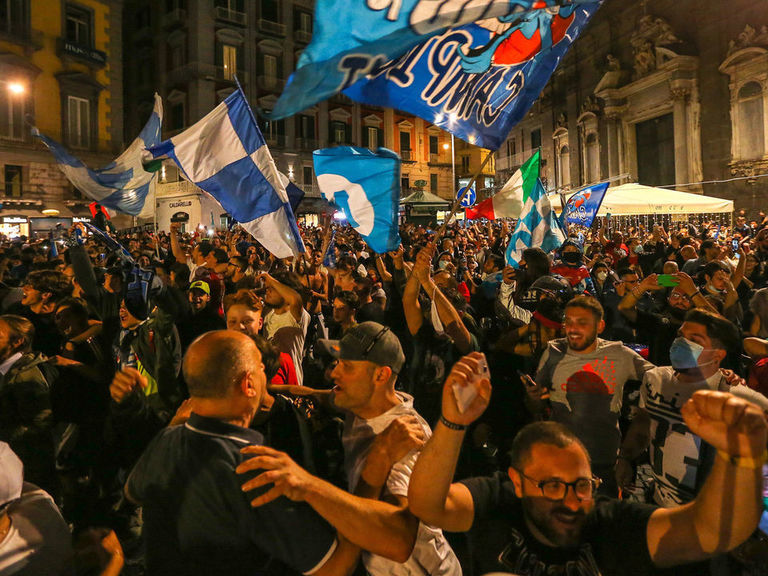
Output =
[
  {"x1": 516, "y1": 469, "x2": 601, "y2": 501},
  {"x1": 362, "y1": 326, "x2": 390, "y2": 359}
]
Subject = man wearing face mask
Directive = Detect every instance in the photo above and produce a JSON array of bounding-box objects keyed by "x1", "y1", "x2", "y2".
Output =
[
  {"x1": 617, "y1": 309, "x2": 768, "y2": 507},
  {"x1": 618, "y1": 272, "x2": 717, "y2": 366}
]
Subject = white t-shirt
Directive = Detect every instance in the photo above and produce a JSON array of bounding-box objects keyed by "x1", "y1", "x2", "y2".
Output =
[
  {"x1": 0, "y1": 484, "x2": 73, "y2": 575},
  {"x1": 343, "y1": 393, "x2": 461, "y2": 576},
  {"x1": 640, "y1": 366, "x2": 768, "y2": 507}
]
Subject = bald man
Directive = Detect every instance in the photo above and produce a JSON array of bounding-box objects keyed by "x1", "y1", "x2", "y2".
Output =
[{"x1": 124, "y1": 331, "x2": 358, "y2": 576}]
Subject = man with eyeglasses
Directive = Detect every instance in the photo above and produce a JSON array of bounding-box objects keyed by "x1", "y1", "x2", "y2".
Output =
[
  {"x1": 237, "y1": 321, "x2": 462, "y2": 575},
  {"x1": 408, "y1": 352, "x2": 768, "y2": 576}
]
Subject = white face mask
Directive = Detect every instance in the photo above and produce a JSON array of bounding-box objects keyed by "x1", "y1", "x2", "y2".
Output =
[
  {"x1": 596, "y1": 271, "x2": 608, "y2": 282},
  {"x1": 430, "y1": 297, "x2": 444, "y2": 335}
]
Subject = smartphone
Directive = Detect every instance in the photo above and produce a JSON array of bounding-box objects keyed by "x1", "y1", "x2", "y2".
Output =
[
  {"x1": 452, "y1": 353, "x2": 489, "y2": 413},
  {"x1": 732, "y1": 240, "x2": 739, "y2": 252},
  {"x1": 657, "y1": 274, "x2": 680, "y2": 287}
]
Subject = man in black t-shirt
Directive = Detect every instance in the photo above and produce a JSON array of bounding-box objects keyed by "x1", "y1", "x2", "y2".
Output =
[{"x1": 408, "y1": 353, "x2": 768, "y2": 576}]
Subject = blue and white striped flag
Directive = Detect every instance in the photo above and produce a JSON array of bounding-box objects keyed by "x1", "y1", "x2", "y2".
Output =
[
  {"x1": 147, "y1": 87, "x2": 304, "y2": 258},
  {"x1": 314, "y1": 147, "x2": 401, "y2": 254},
  {"x1": 33, "y1": 94, "x2": 162, "y2": 216},
  {"x1": 505, "y1": 178, "x2": 566, "y2": 267}
]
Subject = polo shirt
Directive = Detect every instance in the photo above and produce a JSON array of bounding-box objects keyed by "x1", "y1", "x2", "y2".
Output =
[{"x1": 126, "y1": 413, "x2": 337, "y2": 576}]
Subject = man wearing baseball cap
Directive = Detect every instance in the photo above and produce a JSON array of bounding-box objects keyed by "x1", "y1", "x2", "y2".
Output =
[
  {"x1": 0, "y1": 442, "x2": 73, "y2": 574},
  {"x1": 238, "y1": 321, "x2": 461, "y2": 576},
  {"x1": 177, "y1": 280, "x2": 225, "y2": 351}
]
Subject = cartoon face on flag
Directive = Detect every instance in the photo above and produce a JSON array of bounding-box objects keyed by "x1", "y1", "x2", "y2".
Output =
[
  {"x1": 314, "y1": 147, "x2": 401, "y2": 254},
  {"x1": 565, "y1": 182, "x2": 609, "y2": 228},
  {"x1": 269, "y1": 1, "x2": 602, "y2": 150}
]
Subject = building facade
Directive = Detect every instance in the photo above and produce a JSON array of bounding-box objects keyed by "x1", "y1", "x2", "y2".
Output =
[
  {"x1": 0, "y1": 0, "x2": 124, "y2": 236},
  {"x1": 123, "y1": 0, "x2": 493, "y2": 223},
  {"x1": 494, "y1": 0, "x2": 768, "y2": 216}
]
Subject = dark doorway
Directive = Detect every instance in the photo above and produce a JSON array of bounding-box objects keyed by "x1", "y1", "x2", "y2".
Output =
[{"x1": 636, "y1": 114, "x2": 675, "y2": 187}]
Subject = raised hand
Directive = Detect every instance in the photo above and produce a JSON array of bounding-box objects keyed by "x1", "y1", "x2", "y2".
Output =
[
  {"x1": 441, "y1": 352, "x2": 492, "y2": 427},
  {"x1": 681, "y1": 390, "x2": 767, "y2": 459},
  {"x1": 110, "y1": 367, "x2": 147, "y2": 404}
]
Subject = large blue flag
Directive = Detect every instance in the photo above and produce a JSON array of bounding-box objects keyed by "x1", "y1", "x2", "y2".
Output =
[
  {"x1": 314, "y1": 147, "x2": 401, "y2": 254},
  {"x1": 270, "y1": 1, "x2": 601, "y2": 150},
  {"x1": 564, "y1": 182, "x2": 609, "y2": 228},
  {"x1": 33, "y1": 94, "x2": 163, "y2": 215},
  {"x1": 506, "y1": 177, "x2": 566, "y2": 267},
  {"x1": 147, "y1": 87, "x2": 304, "y2": 258}
]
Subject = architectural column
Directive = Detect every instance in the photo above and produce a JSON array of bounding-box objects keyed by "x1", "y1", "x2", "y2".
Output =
[
  {"x1": 384, "y1": 108, "x2": 395, "y2": 149},
  {"x1": 670, "y1": 86, "x2": 691, "y2": 186},
  {"x1": 604, "y1": 113, "x2": 621, "y2": 180},
  {"x1": 352, "y1": 103, "x2": 361, "y2": 146}
]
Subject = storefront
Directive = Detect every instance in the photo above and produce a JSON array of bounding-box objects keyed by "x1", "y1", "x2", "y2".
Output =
[{"x1": 0, "y1": 216, "x2": 30, "y2": 238}]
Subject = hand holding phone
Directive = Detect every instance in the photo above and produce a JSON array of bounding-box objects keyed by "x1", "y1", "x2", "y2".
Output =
[
  {"x1": 657, "y1": 274, "x2": 680, "y2": 288},
  {"x1": 452, "y1": 353, "x2": 489, "y2": 413}
]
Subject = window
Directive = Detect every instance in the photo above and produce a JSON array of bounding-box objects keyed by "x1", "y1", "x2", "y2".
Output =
[
  {"x1": 0, "y1": 87, "x2": 25, "y2": 140},
  {"x1": 331, "y1": 121, "x2": 347, "y2": 144},
  {"x1": 737, "y1": 82, "x2": 765, "y2": 160},
  {"x1": 65, "y1": 4, "x2": 91, "y2": 47},
  {"x1": 430, "y1": 173, "x2": 438, "y2": 193},
  {"x1": 367, "y1": 126, "x2": 378, "y2": 149},
  {"x1": 303, "y1": 166, "x2": 313, "y2": 186},
  {"x1": 461, "y1": 155, "x2": 470, "y2": 173},
  {"x1": 635, "y1": 114, "x2": 675, "y2": 187},
  {"x1": 168, "y1": 40, "x2": 186, "y2": 70},
  {"x1": 222, "y1": 44, "x2": 237, "y2": 80},
  {"x1": 170, "y1": 101, "x2": 185, "y2": 130},
  {"x1": 298, "y1": 115, "x2": 315, "y2": 139},
  {"x1": 4, "y1": 165, "x2": 22, "y2": 197},
  {"x1": 558, "y1": 145, "x2": 570, "y2": 189},
  {"x1": 67, "y1": 95, "x2": 90, "y2": 148},
  {"x1": 261, "y1": 0, "x2": 278, "y2": 22},
  {"x1": 298, "y1": 11, "x2": 311, "y2": 32},
  {"x1": 585, "y1": 133, "x2": 599, "y2": 184},
  {"x1": 215, "y1": 0, "x2": 243, "y2": 10},
  {"x1": 399, "y1": 130, "x2": 411, "y2": 151},
  {"x1": 429, "y1": 135, "x2": 438, "y2": 155},
  {"x1": 401, "y1": 175, "x2": 410, "y2": 191},
  {"x1": 0, "y1": 0, "x2": 28, "y2": 38},
  {"x1": 530, "y1": 128, "x2": 541, "y2": 150}
]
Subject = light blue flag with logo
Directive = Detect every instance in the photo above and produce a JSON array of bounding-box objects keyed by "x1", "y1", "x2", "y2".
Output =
[
  {"x1": 269, "y1": 0, "x2": 601, "y2": 150},
  {"x1": 33, "y1": 94, "x2": 162, "y2": 216},
  {"x1": 564, "y1": 182, "x2": 609, "y2": 228},
  {"x1": 505, "y1": 177, "x2": 566, "y2": 267},
  {"x1": 147, "y1": 87, "x2": 304, "y2": 258},
  {"x1": 314, "y1": 147, "x2": 401, "y2": 254}
]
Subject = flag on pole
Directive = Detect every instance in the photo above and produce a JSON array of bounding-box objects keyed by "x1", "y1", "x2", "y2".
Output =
[
  {"x1": 268, "y1": 1, "x2": 602, "y2": 149},
  {"x1": 467, "y1": 150, "x2": 540, "y2": 220},
  {"x1": 147, "y1": 87, "x2": 304, "y2": 259},
  {"x1": 564, "y1": 182, "x2": 609, "y2": 228},
  {"x1": 505, "y1": 177, "x2": 566, "y2": 267},
  {"x1": 33, "y1": 94, "x2": 162, "y2": 216},
  {"x1": 279, "y1": 173, "x2": 305, "y2": 214},
  {"x1": 313, "y1": 147, "x2": 401, "y2": 254}
]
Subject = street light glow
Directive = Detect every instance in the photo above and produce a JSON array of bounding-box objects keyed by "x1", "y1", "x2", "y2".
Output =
[
  {"x1": 7, "y1": 82, "x2": 24, "y2": 95},
  {"x1": 443, "y1": 143, "x2": 450, "y2": 150}
]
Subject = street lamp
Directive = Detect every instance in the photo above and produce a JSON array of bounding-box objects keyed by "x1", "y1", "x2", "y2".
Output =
[{"x1": 6, "y1": 82, "x2": 24, "y2": 95}]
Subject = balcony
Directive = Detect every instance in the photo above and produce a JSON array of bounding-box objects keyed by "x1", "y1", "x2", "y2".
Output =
[
  {"x1": 294, "y1": 29, "x2": 312, "y2": 44},
  {"x1": 216, "y1": 67, "x2": 247, "y2": 83},
  {"x1": 258, "y1": 18, "x2": 286, "y2": 36},
  {"x1": 162, "y1": 8, "x2": 187, "y2": 28},
  {"x1": 301, "y1": 184, "x2": 320, "y2": 197},
  {"x1": 265, "y1": 134, "x2": 286, "y2": 147},
  {"x1": 56, "y1": 37, "x2": 107, "y2": 68},
  {"x1": 215, "y1": 6, "x2": 247, "y2": 25},
  {"x1": 167, "y1": 64, "x2": 193, "y2": 86},
  {"x1": 257, "y1": 75, "x2": 286, "y2": 91},
  {"x1": 295, "y1": 137, "x2": 318, "y2": 150},
  {"x1": 401, "y1": 149, "x2": 415, "y2": 162}
]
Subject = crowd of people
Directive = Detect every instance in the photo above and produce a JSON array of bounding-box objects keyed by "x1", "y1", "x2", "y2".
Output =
[{"x1": 0, "y1": 209, "x2": 767, "y2": 576}]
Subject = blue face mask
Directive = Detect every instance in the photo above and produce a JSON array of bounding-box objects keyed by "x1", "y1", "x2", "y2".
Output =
[{"x1": 669, "y1": 337, "x2": 712, "y2": 370}]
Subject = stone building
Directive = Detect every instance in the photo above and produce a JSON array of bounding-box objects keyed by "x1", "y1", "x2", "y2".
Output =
[
  {"x1": 0, "y1": 0, "x2": 124, "y2": 236},
  {"x1": 494, "y1": 0, "x2": 768, "y2": 217}
]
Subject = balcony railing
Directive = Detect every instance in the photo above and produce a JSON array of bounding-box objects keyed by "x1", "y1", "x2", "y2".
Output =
[
  {"x1": 301, "y1": 184, "x2": 320, "y2": 197},
  {"x1": 294, "y1": 29, "x2": 312, "y2": 43},
  {"x1": 265, "y1": 134, "x2": 286, "y2": 147},
  {"x1": 257, "y1": 75, "x2": 286, "y2": 91},
  {"x1": 295, "y1": 137, "x2": 318, "y2": 150},
  {"x1": 216, "y1": 67, "x2": 247, "y2": 82},
  {"x1": 215, "y1": 6, "x2": 247, "y2": 25},
  {"x1": 258, "y1": 19, "x2": 286, "y2": 36},
  {"x1": 162, "y1": 8, "x2": 187, "y2": 28},
  {"x1": 401, "y1": 149, "x2": 413, "y2": 161}
]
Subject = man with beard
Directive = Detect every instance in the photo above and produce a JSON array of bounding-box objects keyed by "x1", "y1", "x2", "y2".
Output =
[
  {"x1": 619, "y1": 271, "x2": 716, "y2": 366},
  {"x1": 409, "y1": 352, "x2": 768, "y2": 576},
  {"x1": 526, "y1": 296, "x2": 654, "y2": 495},
  {"x1": 177, "y1": 280, "x2": 226, "y2": 351}
]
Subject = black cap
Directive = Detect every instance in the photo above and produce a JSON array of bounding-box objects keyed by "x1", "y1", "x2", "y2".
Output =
[{"x1": 318, "y1": 321, "x2": 405, "y2": 373}]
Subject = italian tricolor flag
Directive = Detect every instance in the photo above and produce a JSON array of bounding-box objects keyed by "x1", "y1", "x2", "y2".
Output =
[{"x1": 466, "y1": 150, "x2": 540, "y2": 220}]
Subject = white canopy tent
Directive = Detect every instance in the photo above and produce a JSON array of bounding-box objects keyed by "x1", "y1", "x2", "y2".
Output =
[{"x1": 550, "y1": 183, "x2": 734, "y2": 216}]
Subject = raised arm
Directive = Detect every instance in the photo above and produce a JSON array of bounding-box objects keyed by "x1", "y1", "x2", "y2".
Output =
[
  {"x1": 646, "y1": 391, "x2": 767, "y2": 567},
  {"x1": 259, "y1": 272, "x2": 303, "y2": 322},
  {"x1": 169, "y1": 222, "x2": 188, "y2": 265},
  {"x1": 408, "y1": 353, "x2": 491, "y2": 532}
]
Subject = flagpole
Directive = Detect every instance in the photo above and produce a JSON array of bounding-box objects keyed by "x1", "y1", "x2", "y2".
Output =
[
  {"x1": 152, "y1": 176, "x2": 160, "y2": 259},
  {"x1": 435, "y1": 149, "x2": 494, "y2": 242}
]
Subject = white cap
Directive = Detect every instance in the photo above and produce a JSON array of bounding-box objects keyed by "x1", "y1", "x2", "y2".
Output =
[{"x1": 0, "y1": 442, "x2": 23, "y2": 508}]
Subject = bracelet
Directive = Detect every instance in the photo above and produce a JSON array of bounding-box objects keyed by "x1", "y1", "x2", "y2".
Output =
[
  {"x1": 716, "y1": 449, "x2": 768, "y2": 469},
  {"x1": 688, "y1": 289, "x2": 702, "y2": 299},
  {"x1": 440, "y1": 415, "x2": 467, "y2": 431}
]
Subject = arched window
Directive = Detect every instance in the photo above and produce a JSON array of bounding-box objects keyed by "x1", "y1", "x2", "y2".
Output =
[
  {"x1": 738, "y1": 82, "x2": 765, "y2": 159},
  {"x1": 558, "y1": 145, "x2": 570, "y2": 189},
  {"x1": 586, "y1": 133, "x2": 599, "y2": 183}
]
